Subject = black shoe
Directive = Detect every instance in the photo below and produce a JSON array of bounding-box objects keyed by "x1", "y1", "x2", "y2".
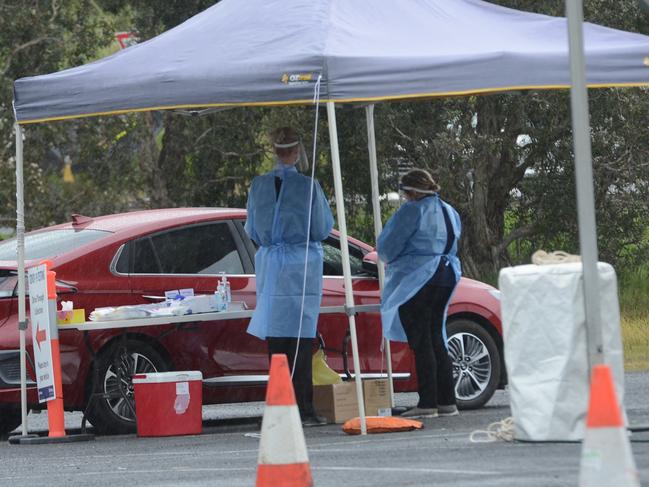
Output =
[
  {"x1": 400, "y1": 406, "x2": 438, "y2": 418},
  {"x1": 301, "y1": 414, "x2": 327, "y2": 427},
  {"x1": 391, "y1": 406, "x2": 409, "y2": 416},
  {"x1": 438, "y1": 404, "x2": 459, "y2": 417}
]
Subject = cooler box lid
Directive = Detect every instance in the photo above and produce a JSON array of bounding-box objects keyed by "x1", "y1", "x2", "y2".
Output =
[{"x1": 133, "y1": 371, "x2": 203, "y2": 384}]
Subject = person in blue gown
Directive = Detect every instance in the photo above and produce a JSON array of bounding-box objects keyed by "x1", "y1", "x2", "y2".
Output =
[
  {"x1": 245, "y1": 126, "x2": 334, "y2": 426},
  {"x1": 378, "y1": 168, "x2": 462, "y2": 419}
]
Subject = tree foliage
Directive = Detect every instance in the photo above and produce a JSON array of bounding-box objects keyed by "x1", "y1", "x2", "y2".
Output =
[{"x1": 1, "y1": 0, "x2": 649, "y2": 282}]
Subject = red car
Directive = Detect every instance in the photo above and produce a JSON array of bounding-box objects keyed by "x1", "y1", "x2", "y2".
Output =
[{"x1": 0, "y1": 208, "x2": 503, "y2": 434}]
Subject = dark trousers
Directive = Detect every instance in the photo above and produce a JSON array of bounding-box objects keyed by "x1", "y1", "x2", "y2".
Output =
[
  {"x1": 399, "y1": 276, "x2": 456, "y2": 408},
  {"x1": 267, "y1": 337, "x2": 315, "y2": 417}
]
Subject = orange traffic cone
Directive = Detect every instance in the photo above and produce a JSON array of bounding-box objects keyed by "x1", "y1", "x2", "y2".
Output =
[
  {"x1": 579, "y1": 364, "x2": 639, "y2": 487},
  {"x1": 256, "y1": 354, "x2": 313, "y2": 487}
]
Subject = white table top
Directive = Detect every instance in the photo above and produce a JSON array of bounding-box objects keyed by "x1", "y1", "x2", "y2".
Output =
[{"x1": 58, "y1": 303, "x2": 380, "y2": 331}]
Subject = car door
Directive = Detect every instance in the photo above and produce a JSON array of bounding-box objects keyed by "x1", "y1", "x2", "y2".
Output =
[
  {"x1": 233, "y1": 221, "x2": 394, "y2": 378},
  {"x1": 319, "y1": 236, "x2": 411, "y2": 380},
  {"x1": 123, "y1": 219, "x2": 268, "y2": 390}
]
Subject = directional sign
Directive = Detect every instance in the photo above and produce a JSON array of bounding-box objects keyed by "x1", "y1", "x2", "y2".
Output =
[
  {"x1": 115, "y1": 31, "x2": 138, "y2": 49},
  {"x1": 28, "y1": 264, "x2": 56, "y2": 403}
]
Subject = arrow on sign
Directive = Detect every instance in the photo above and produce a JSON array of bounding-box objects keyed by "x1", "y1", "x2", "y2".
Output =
[{"x1": 35, "y1": 323, "x2": 47, "y2": 351}]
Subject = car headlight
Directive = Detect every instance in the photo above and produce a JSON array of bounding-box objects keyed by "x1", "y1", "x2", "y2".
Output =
[{"x1": 488, "y1": 289, "x2": 501, "y2": 300}]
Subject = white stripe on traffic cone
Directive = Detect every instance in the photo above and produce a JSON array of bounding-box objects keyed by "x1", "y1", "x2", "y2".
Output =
[
  {"x1": 579, "y1": 364, "x2": 639, "y2": 487},
  {"x1": 256, "y1": 354, "x2": 312, "y2": 487}
]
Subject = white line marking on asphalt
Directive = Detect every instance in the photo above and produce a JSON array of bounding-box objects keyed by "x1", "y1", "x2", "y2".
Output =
[
  {"x1": 0, "y1": 467, "x2": 257, "y2": 481},
  {"x1": 6, "y1": 431, "x2": 469, "y2": 465},
  {"x1": 310, "y1": 431, "x2": 468, "y2": 448},
  {"x1": 312, "y1": 466, "x2": 501, "y2": 475},
  {"x1": 0, "y1": 464, "x2": 502, "y2": 482},
  {"x1": 11, "y1": 447, "x2": 260, "y2": 463}
]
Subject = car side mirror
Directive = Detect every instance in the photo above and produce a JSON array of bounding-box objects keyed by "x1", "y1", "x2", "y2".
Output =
[{"x1": 362, "y1": 251, "x2": 379, "y2": 277}]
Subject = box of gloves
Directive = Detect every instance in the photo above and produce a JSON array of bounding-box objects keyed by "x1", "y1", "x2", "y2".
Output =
[
  {"x1": 56, "y1": 309, "x2": 86, "y2": 325},
  {"x1": 363, "y1": 379, "x2": 392, "y2": 417},
  {"x1": 313, "y1": 381, "x2": 358, "y2": 424},
  {"x1": 56, "y1": 301, "x2": 86, "y2": 325},
  {"x1": 313, "y1": 379, "x2": 391, "y2": 423}
]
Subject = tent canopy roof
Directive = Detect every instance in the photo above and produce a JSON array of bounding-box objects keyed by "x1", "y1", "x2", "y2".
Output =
[{"x1": 13, "y1": 0, "x2": 649, "y2": 124}]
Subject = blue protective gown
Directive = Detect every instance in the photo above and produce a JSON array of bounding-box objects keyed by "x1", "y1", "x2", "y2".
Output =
[
  {"x1": 245, "y1": 165, "x2": 334, "y2": 339},
  {"x1": 377, "y1": 194, "x2": 462, "y2": 342}
]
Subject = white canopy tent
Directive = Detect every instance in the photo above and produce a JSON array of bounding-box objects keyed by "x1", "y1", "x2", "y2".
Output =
[{"x1": 12, "y1": 0, "x2": 649, "y2": 436}]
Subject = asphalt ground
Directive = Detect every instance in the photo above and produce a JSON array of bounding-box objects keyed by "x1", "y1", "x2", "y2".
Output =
[{"x1": 2, "y1": 372, "x2": 649, "y2": 487}]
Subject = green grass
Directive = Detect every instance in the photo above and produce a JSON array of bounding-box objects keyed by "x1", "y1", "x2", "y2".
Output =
[
  {"x1": 621, "y1": 315, "x2": 649, "y2": 371},
  {"x1": 619, "y1": 268, "x2": 649, "y2": 372}
]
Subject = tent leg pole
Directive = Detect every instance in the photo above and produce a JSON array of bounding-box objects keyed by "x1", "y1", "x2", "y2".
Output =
[
  {"x1": 365, "y1": 104, "x2": 394, "y2": 407},
  {"x1": 327, "y1": 101, "x2": 367, "y2": 435},
  {"x1": 15, "y1": 123, "x2": 29, "y2": 437},
  {"x1": 566, "y1": 0, "x2": 603, "y2": 372}
]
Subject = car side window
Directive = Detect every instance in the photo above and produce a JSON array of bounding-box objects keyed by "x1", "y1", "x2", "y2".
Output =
[
  {"x1": 129, "y1": 222, "x2": 245, "y2": 275},
  {"x1": 114, "y1": 238, "x2": 161, "y2": 274},
  {"x1": 132, "y1": 238, "x2": 160, "y2": 273},
  {"x1": 322, "y1": 237, "x2": 366, "y2": 276}
]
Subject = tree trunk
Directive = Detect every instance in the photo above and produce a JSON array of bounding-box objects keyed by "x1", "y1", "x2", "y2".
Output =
[
  {"x1": 456, "y1": 96, "x2": 526, "y2": 281},
  {"x1": 141, "y1": 112, "x2": 168, "y2": 207}
]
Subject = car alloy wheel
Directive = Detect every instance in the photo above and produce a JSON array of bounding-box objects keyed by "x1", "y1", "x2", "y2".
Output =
[
  {"x1": 103, "y1": 350, "x2": 158, "y2": 423},
  {"x1": 446, "y1": 319, "x2": 501, "y2": 410},
  {"x1": 87, "y1": 339, "x2": 169, "y2": 434}
]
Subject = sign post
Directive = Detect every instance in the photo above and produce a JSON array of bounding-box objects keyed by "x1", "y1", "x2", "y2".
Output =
[
  {"x1": 9, "y1": 262, "x2": 93, "y2": 444},
  {"x1": 28, "y1": 264, "x2": 56, "y2": 403}
]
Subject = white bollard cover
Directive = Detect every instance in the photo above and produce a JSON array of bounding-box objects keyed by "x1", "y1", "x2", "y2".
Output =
[{"x1": 499, "y1": 262, "x2": 625, "y2": 441}]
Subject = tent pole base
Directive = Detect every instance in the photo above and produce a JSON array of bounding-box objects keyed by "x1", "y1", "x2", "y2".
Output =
[{"x1": 8, "y1": 433, "x2": 94, "y2": 445}]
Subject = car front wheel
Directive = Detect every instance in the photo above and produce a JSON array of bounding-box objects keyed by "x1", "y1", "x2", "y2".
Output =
[
  {"x1": 446, "y1": 319, "x2": 501, "y2": 410},
  {"x1": 86, "y1": 339, "x2": 169, "y2": 435}
]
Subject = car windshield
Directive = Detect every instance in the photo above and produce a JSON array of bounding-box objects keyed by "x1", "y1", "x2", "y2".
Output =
[{"x1": 0, "y1": 229, "x2": 111, "y2": 261}]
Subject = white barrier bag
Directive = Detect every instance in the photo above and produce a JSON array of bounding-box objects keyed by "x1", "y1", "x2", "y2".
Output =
[{"x1": 499, "y1": 262, "x2": 625, "y2": 441}]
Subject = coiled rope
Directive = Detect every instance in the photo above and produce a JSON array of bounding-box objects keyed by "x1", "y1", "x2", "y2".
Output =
[
  {"x1": 469, "y1": 416, "x2": 516, "y2": 443},
  {"x1": 531, "y1": 250, "x2": 581, "y2": 265}
]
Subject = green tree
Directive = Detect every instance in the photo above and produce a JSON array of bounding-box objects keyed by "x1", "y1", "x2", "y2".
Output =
[
  {"x1": 3, "y1": 0, "x2": 649, "y2": 284},
  {"x1": 371, "y1": 1, "x2": 649, "y2": 278},
  {"x1": 0, "y1": 1, "x2": 141, "y2": 228}
]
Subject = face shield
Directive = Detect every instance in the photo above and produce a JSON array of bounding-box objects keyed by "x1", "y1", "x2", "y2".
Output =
[
  {"x1": 296, "y1": 142, "x2": 309, "y2": 172},
  {"x1": 274, "y1": 140, "x2": 310, "y2": 172},
  {"x1": 398, "y1": 183, "x2": 436, "y2": 195},
  {"x1": 398, "y1": 183, "x2": 436, "y2": 205}
]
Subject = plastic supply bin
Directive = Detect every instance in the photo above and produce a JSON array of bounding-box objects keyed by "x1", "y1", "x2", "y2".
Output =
[
  {"x1": 132, "y1": 371, "x2": 203, "y2": 437},
  {"x1": 499, "y1": 262, "x2": 625, "y2": 441}
]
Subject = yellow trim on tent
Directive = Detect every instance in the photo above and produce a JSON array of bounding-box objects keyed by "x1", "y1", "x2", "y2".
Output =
[{"x1": 16, "y1": 81, "x2": 649, "y2": 125}]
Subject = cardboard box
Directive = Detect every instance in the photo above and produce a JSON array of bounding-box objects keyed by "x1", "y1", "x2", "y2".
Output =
[
  {"x1": 56, "y1": 309, "x2": 85, "y2": 325},
  {"x1": 314, "y1": 379, "x2": 391, "y2": 424},
  {"x1": 313, "y1": 381, "x2": 358, "y2": 424},
  {"x1": 363, "y1": 378, "x2": 392, "y2": 417}
]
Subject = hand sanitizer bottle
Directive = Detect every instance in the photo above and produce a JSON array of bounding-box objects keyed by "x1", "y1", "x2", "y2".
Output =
[
  {"x1": 218, "y1": 272, "x2": 230, "y2": 309},
  {"x1": 223, "y1": 276, "x2": 231, "y2": 304},
  {"x1": 213, "y1": 277, "x2": 224, "y2": 311},
  {"x1": 217, "y1": 273, "x2": 228, "y2": 311},
  {"x1": 213, "y1": 288, "x2": 223, "y2": 311}
]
